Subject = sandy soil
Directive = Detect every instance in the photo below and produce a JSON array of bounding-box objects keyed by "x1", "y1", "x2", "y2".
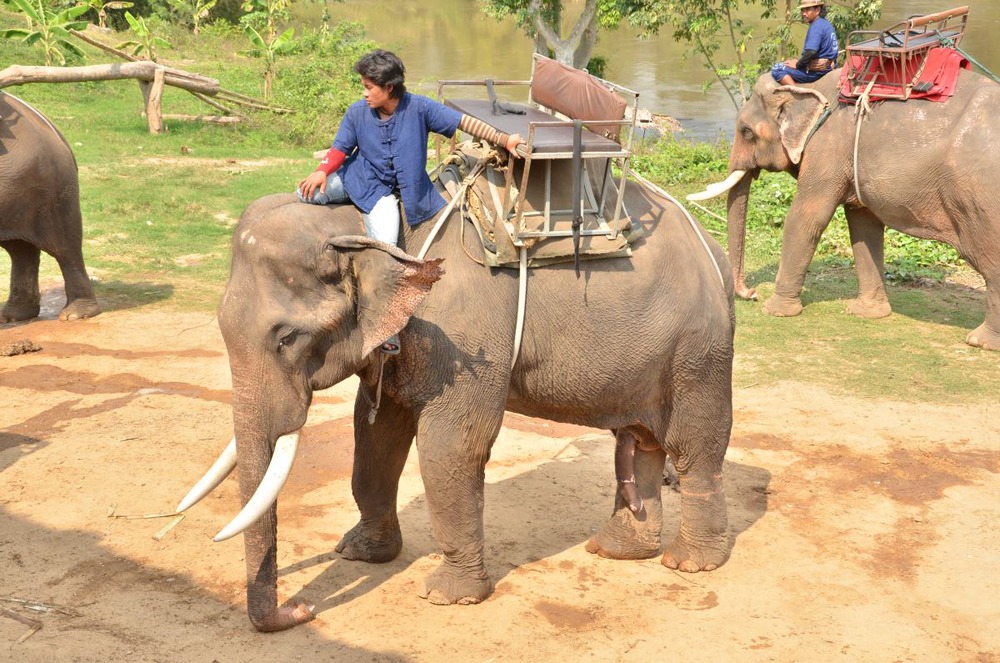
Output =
[{"x1": 1, "y1": 289, "x2": 999, "y2": 663}]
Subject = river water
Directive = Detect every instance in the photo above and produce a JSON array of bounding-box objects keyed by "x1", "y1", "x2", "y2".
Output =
[{"x1": 313, "y1": 0, "x2": 1000, "y2": 141}]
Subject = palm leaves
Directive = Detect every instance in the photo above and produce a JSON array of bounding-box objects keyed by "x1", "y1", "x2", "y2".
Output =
[
  {"x1": 116, "y1": 11, "x2": 172, "y2": 61},
  {"x1": 243, "y1": 23, "x2": 294, "y2": 99},
  {"x1": 0, "y1": 0, "x2": 90, "y2": 65}
]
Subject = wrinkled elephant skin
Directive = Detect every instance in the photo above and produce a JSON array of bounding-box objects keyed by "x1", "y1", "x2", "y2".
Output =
[
  {"x1": 721, "y1": 72, "x2": 1000, "y2": 350},
  {"x1": 0, "y1": 92, "x2": 100, "y2": 323},
  {"x1": 212, "y1": 164, "x2": 736, "y2": 631}
]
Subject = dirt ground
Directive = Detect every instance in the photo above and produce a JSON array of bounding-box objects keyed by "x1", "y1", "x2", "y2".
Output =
[{"x1": 1, "y1": 287, "x2": 999, "y2": 663}]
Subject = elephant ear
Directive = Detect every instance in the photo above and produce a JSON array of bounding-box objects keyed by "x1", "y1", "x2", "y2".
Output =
[
  {"x1": 772, "y1": 85, "x2": 830, "y2": 165},
  {"x1": 325, "y1": 236, "x2": 445, "y2": 357}
]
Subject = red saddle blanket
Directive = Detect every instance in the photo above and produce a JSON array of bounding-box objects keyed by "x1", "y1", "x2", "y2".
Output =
[{"x1": 840, "y1": 46, "x2": 970, "y2": 102}]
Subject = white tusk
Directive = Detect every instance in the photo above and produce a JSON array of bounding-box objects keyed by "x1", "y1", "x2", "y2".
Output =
[
  {"x1": 686, "y1": 169, "x2": 747, "y2": 202},
  {"x1": 213, "y1": 431, "x2": 300, "y2": 542},
  {"x1": 176, "y1": 437, "x2": 237, "y2": 513}
]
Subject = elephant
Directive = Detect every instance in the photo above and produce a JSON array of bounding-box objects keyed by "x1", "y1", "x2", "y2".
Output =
[
  {"x1": 0, "y1": 91, "x2": 100, "y2": 323},
  {"x1": 177, "y1": 156, "x2": 736, "y2": 632},
  {"x1": 690, "y1": 70, "x2": 1000, "y2": 350}
]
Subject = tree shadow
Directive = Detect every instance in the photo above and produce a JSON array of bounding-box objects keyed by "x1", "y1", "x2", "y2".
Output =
[
  {"x1": 0, "y1": 508, "x2": 411, "y2": 659},
  {"x1": 744, "y1": 260, "x2": 986, "y2": 331},
  {"x1": 287, "y1": 432, "x2": 770, "y2": 617},
  {"x1": 0, "y1": 281, "x2": 175, "y2": 328}
]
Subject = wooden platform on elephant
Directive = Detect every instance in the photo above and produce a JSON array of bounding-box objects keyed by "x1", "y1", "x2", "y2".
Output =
[
  {"x1": 437, "y1": 54, "x2": 640, "y2": 250},
  {"x1": 843, "y1": 5, "x2": 969, "y2": 101}
]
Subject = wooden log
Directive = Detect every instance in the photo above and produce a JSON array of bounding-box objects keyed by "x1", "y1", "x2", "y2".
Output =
[
  {"x1": 146, "y1": 67, "x2": 165, "y2": 134},
  {"x1": 0, "y1": 63, "x2": 219, "y2": 96},
  {"x1": 190, "y1": 91, "x2": 239, "y2": 117},
  {"x1": 161, "y1": 114, "x2": 241, "y2": 124}
]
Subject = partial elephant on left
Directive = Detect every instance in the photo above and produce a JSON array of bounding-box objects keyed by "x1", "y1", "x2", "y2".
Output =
[{"x1": 0, "y1": 91, "x2": 100, "y2": 323}]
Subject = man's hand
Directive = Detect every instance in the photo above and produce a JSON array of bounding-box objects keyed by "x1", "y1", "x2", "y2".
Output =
[
  {"x1": 506, "y1": 133, "x2": 527, "y2": 158},
  {"x1": 298, "y1": 171, "x2": 327, "y2": 200}
]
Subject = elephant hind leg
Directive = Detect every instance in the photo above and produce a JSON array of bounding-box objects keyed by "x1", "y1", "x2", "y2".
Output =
[
  {"x1": 57, "y1": 256, "x2": 100, "y2": 321},
  {"x1": 966, "y1": 272, "x2": 1000, "y2": 351},
  {"x1": 844, "y1": 206, "x2": 892, "y2": 319},
  {"x1": 1, "y1": 241, "x2": 41, "y2": 323},
  {"x1": 586, "y1": 426, "x2": 665, "y2": 561},
  {"x1": 660, "y1": 372, "x2": 732, "y2": 573}
]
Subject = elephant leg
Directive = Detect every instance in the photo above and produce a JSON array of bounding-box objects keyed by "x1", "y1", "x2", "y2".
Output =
[
  {"x1": 763, "y1": 192, "x2": 841, "y2": 317},
  {"x1": 586, "y1": 426, "x2": 665, "y2": 560},
  {"x1": 966, "y1": 270, "x2": 1000, "y2": 351},
  {"x1": 415, "y1": 403, "x2": 504, "y2": 606},
  {"x1": 336, "y1": 390, "x2": 416, "y2": 563},
  {"x1": 1, "y1": 240, "x2": 42, "y2": 323},
  {"x1": 844, "y1": 206, "x2": 892, "y2": 319},
  {"x1": 660, "y1": 371, "x2": 731, "y2": 572},
  {"x1": 55, "y1": 249, "x2": 100, "y2": 321}
]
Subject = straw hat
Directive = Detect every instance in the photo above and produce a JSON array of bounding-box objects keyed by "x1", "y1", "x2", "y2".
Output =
[{"x1": 796, "y1": 0, "x2": 824, "y2": 8}]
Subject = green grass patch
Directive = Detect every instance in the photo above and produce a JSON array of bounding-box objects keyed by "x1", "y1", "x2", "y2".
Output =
[{"x1": 2, "y1": 16, "x2": 997, "y2": 404}]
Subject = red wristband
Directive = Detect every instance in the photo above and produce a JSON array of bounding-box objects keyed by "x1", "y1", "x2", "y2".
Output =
[{"x1": 316, "y1": 147, "x2": 346, "y2": 175}]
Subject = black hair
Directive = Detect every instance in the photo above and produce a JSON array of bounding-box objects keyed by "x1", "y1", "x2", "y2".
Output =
[{"x1": 354, "y1": 49, "x2": 407, "y2": 99}]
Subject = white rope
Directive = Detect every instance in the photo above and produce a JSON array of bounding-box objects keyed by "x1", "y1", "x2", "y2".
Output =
[
  {"x1": 852, "y1": 79, "x2": 876, "y2": 208},
  {"x1": 630, "y1": 170, "x2": 726, "y2": 290},
  {"x1": 418, "y1": 159, "x2": 487, "y2": 260}
]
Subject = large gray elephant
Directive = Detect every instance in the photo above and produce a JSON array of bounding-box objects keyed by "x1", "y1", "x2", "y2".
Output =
[
  {"x1": 690, "y1": 70, "x2": 1000, "y2": 350},
  {"x1": 178, "y1": 162, "x2": 735, "y2": 632},
  {"x1": 0, "y1": 91, "x2": 100, "y2": 323}
]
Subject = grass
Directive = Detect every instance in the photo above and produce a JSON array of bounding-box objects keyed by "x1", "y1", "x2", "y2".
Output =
[{"x1": 2, "y1": 16, "x2": 998, "y2": 405}]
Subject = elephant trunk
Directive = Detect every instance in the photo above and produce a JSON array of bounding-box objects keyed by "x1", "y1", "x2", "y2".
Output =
[
  {"x1": 234, "y1": 429, "x2": 313, "y2": 632},
  {"x1": 726, "y1": 170, "x2": 758, "y2": 301}
]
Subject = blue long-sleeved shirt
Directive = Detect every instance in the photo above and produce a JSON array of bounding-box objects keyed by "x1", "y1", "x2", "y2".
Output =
[{"x1": 333, "y1": 93, "x2": 462, "y2": 225}]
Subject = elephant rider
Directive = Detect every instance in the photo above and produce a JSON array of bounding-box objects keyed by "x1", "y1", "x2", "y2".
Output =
[
  {"x1": 297, "y1": 49, "x2": 524, "y2": 355},
  {"x1": 771, "y1": 0, "x2": 839, "y2": 85}
]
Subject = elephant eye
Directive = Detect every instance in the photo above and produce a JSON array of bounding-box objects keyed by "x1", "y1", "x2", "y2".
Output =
[
  {"x1": 277, "y1": 331, "x2": 299, "y2": 352},
  {"x1": 740, "y1": 125, "x2": 755, "y2": 142}
]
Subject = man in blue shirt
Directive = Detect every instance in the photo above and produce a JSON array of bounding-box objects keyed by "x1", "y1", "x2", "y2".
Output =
[
  {"x1": 298, "y1": 50, "x2": 523, "y2": 242},
  {"x1": 297, "y1": 49, "x2": 523, "y2": 353},
  {"x1": 771, "y1": 0, "x2": 839, "y2": 85}
]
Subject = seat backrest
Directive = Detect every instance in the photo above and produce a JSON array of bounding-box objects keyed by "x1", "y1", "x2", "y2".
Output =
[{"x1": 529, "y1": 54, "x2": 629, "y2": 143}]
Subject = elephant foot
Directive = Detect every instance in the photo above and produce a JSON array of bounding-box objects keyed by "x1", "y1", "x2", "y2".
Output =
[
  {"x1": 735, "y1": 282, "x2": 758, "y2": 301},
  {"x1": 966, "y1": 323, "x2": 1000, "y2": 351},
  {"x1": 661, "y1": 534, "x2": 729, "y2": 573},
  {"x1": 60, "y1": 298, "x2": 101, "y2": 321},
  {"x1": 585, "y1": 505, "x2": 662, "y2": 561},
  {"x1": 846, "y1": 297, "x2": 891, "y2": 319},
  {"x1": 1, "y1": 301, "x2": 41, "y2": 323},
  {"x1": 249, "y1": 602, "x2": 315, "y2": 633},
  {"x1": 762, "y1": 294, "x2": 803, "y2": 317},
  {"x1": 335, "y1": 518, "x2": 402, "y2": 563},
  {"x1": 418, "y1": 561, "x2": 493, "y2": 605}
]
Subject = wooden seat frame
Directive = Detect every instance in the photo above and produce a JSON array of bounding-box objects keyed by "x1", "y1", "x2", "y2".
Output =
[
  {"x1": 844, "y1": 5, "x2": 968, "y2": 100},
  {"x1": 438, "y1": 53, "x2": 640, "y2": 245}
]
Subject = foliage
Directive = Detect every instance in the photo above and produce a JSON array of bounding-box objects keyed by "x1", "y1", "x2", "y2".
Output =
[
  {"x1": 270, "y1": 21, "x2": 375, "y2": 141},
  {"x1": 481, "y1": 0, "x2": 628, "y2": 69},
  {"x1": 0, "y1": 0, "x2": 89, "y2": 65},
  {"x1": 242, "y1": 23, "x2": 295, "y2": 98},
  {"x1": 239, "y1": 0, "x2": 296, "y2": 99},
  {"x1": 650, "y1": 0, "x2": 883, "y2": 109},
  {"x1": 117, "y1": 10, "x2": 172, "y2": 60},
  {"x1": 82, "y1": 0, "x2": 134, "y2": 30},
  {"x1": 165, "y1": 0, "x2": 219, "y2": 34}
]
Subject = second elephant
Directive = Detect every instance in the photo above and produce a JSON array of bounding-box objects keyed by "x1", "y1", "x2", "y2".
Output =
[
  {"x1": 692, "y1": 70, "x2": 1000, "y2": 350},
  {"x1": 0, "y1": 92, "x2": 100, "y2": 323}
]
